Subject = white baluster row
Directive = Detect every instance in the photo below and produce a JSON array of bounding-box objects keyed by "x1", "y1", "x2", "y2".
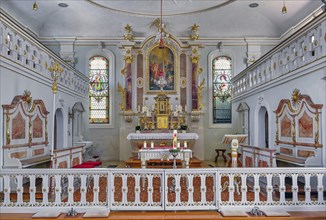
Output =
[
  {"x1": 0, "y1": 20, "x2": 89, "y2": 96},
  {"x1": 0, "y1": 168, "x2": 325, "y2": 212},
  {"x1": 233, "y1": 19, "x2": 326, "y2": 97}
]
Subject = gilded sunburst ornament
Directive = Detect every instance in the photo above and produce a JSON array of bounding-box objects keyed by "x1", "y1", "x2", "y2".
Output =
[
  {"x1": 23, "y1": 90, "x2": 32, "y2": 105},
  {"x1": 291, "y1": 88, "x2": 301, "y2": 109}
]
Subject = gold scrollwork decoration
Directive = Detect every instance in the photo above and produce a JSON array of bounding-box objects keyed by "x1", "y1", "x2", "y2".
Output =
[
  {"x1": 29, "y1": 119, "x2": 32, "y2": 145},
  {"x1": 45, "y1": 117, "x2": 48, "y2": 144},
  {"x1": 120, "y1": 50, "x2": 133, "y2": 75},
  {"x1": 118, "y1": 82, "x2": 126, "y2": 111},
  {"x1": 6, "y1": 111, "x2": 11, "y2": 145},
  {"x1": 198, "y1": 78, "x2": 205, "y2": 110},
  {"x1": 275, "y1": 116, "x2": 279, "y2": 143},
  {"x1": 291, "y1": 118, "x2": 296, "y2": 143},
  {"x1": 124, "y1": 24, "x2": 134, "y2": 41},
  {"x1": 190, "y1": 23, "x2": 200, "y2": 40},
  {"x1": 315, "y1": 113, "x2": 319, "y2": 145},
  {"x1": 48, "y1": 62, "x2": 64, "y2": 94}
]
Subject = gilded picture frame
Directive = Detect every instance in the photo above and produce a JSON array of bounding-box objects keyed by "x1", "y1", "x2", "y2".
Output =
[{"x1": 146, "y1": 43, "x2": 177, "y2": 94}]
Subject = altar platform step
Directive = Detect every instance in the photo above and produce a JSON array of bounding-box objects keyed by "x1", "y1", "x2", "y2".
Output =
[{"x1": 125, "y1": 157, "x2": 207, "y2": 168}]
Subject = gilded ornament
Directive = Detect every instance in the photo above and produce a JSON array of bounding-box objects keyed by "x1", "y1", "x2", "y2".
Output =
[
  {"x1": 314, "y1": 40, "x2": 318, "y2": 46},
  {"x1": 23, "y1": 90, "x2": 32, "y2": 105},
  {"x1": 273, "y1": 62, "x2": 276, "y2": 70},
  {"x1": 295, "y1": 51, "x2": 298, "y2": 56},
  {"x1": 304, "y1": 45, "x2": 307, "y2": 51},
  {"x1": 291, "y1": 88, "x2": 301, "y2": 109},
  {"x1": 15, "y1": 44, "x2": 18, "y2": 50},
  {"x1": 48, "y1": 62, "x2": 64, "y2": 94},
  {"x1": 6, "y1": 111, "x2": 10, "y2": 145},
  {"x1": 292, "y1": 119, "x2": 296, "y2": 143},
  {"x1": 197, "y1": 78, "x2": 205, "y2": 111},
  {"x1": 118, "y1": 82, "x2": 126, "y2": 111},
  {"x1": 24, "y1": 50, "x2": 26, "y2": 56}
]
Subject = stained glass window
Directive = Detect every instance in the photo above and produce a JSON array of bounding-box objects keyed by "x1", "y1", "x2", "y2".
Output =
[
  {"x1": 212, "y1": 56, "x2": 232, "y2": 124},
  {"x1": 89, "y1": 56, "x2": 109, "y2": 124}
]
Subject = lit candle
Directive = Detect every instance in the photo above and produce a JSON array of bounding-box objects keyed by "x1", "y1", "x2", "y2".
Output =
[
  {"x1": 177, "y1": 141, "x2": 180, "y2": 149},
  {"x1": 144, "y1": 141, "x2": 147, "y2": 148},
  {"x1": 151, "y1": 141, "x2": 154, "y2": 148},
  {"x1": 184, "y1": 141, "x2": 187, "y2": 148}
]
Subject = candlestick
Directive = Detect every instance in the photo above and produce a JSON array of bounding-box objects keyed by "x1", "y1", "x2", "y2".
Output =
[
  {"x1": 184, "y1": 141, "x2": 187, "y2": 148},
  {"x1": 144, "y1": 141, "x2": 147, "y2": 148},
  {"x1": 151, "y1": 141, "x2": 154, "y2": 148}
]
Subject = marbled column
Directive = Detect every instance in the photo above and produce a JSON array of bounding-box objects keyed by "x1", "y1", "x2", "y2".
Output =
[
  {"x1": 125, "y1": 61, "x2": 132, "y2": 111},
  {"x1": 137, "y1": 54, "x2": 143, "y2": 110},
  {"x1": 191, "y1": 61, "x2": 198, "y2": 110},
  {"x1": 180, "y1": 53, "x2": 187, "y2": 109}
]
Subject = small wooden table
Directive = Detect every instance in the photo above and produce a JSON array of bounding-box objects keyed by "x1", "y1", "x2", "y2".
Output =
[{"x1": 215, "y1": 149, "x2": 227, "y2": 163}]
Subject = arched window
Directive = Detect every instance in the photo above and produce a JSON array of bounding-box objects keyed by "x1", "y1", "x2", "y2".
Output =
[
  {"x1": 89, "y1": 56, "x2": 109, "y2": 124},
  {"x1": 212, "y1": 56, "x2": 232, "y2": 124}
]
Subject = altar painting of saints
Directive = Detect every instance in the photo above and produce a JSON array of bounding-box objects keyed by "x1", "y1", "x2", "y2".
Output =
[{"x1": 148, "y1": 46, "x2": 175, "y2": 93}]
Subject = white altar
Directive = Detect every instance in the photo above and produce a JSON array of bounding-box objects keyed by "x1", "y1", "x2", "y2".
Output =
[
  {"x1": 138, "y1": 148, "x2": 192, "y2": 168},
  {"x1": 127, "y1": 132, "x2": 199, "y2": 157}
]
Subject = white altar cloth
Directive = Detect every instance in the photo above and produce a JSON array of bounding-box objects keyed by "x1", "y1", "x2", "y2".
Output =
[
  {"x1": 127, "y1": 133, "x2": 199, "y2": 140},
  {"x1": 138, "y1": 148, "x2": 192, "y2": 168}
]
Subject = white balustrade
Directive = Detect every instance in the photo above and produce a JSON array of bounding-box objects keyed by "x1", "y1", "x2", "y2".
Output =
[
  {"x1": 232, "y1": 17, "x2": 326, "y2": 98},
  {"x1": 0, "y1": 167, "x2": 325, "y2": 213},
  {"x1": 0, "y1": 19, "x2": 88, "y2": 97}
]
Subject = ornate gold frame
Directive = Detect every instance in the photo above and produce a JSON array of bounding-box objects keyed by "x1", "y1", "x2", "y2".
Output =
[{"x1": 145, "y1": 43, "x2": 178, "y2": 94}]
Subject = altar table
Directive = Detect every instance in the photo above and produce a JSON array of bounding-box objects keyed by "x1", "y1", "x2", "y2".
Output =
[{"x1": 138, "y1": 148, "x2": 192, "y2": 168}]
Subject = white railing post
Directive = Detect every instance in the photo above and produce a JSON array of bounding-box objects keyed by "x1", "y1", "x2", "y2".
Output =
[
  {"x1": 121, "y1": 174, "x2": 128, "y2": 205},
  {"x1": 107, "y1": 171, "x2": 112, "y2": 210},
  {"x1": 3, "y1": 175, "x2": 11, "y2": 205},
  {"x1": 240, "y1": 173, "x2": 247, "y2": 205},
  {"x1": 54, "y1": 174, "x2": 62, "y2": 205},
  {"x1": 216, "y1": 171, "x2": 221, "y2": 210},
  {"x1": 304, "y1": 173, "x2": 312, "y2": 205},
  {"x1": 147, "y1": 174, "x2": 154, "y2": 205},
  {"x1": 291, "y1": 174, "x2": 299, "y2": 205},
  {"x1": 80, "y1": 174, "x2": 87, "y2": 205},
  {"x1": 266, "y1": 173, "x2": 273, "y2": 205},
  {"x1": 16, "y1": 174, "x2": 23, "y2": 206},
  {"x1": 316, "y1": 173, "x2": 324, "y2": 205},
  {"x1": 174, "y1": 174, "x2": 181, "y2": 205},
  {"x1": 93, "y1": 174, "x2": 100, "y2": 205},
  {"x1": 278, "y1": 173, "x2": 286, "y2": 205},
  {"x1": 187, "y1": 174, "x2": 194, "y2": 206},
  {"x1": 228, "y1": 174, "x2": 235, "y2": 204},
  {"x1": 253, "y1": 173, "x2": 260, "y2": 205},
  {"x1": 134, "y1": 174, "x2": 141, "y2": 205},
  {"x1": 200, "y1": 174, "x2": 207, "y2": 204},
  {"x1": 41, "y1": 174, "x2": 49, "y2": 205},
  {"x1": 67, "y1": 174, "x2": 74, "y2": 205},
  {"x1": 29, "y1": 174, "x2": 36, "y2": 205}
]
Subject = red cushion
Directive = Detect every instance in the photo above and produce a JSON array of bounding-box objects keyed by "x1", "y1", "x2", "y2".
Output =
[
  {"x1": 72, "y1": 164, "x2": 95, "y2": 168},
  {"x1": 83, "y1": 161, "x2": 102, "y2": 166}
]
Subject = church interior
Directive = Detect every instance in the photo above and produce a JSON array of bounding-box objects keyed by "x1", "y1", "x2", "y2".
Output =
[{"x1": 0, "y1": 0, "x2": 325, "y2": 219}]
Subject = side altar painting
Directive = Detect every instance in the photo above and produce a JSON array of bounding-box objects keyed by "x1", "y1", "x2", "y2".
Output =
[{"x1": 147, "y1": 45, "x2": 176, "y2": 93}]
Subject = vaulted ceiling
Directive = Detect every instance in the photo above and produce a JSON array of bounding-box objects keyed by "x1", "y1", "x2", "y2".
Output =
[{"x1": 0, "y1": 0, "x2": 323, "y2": 39}]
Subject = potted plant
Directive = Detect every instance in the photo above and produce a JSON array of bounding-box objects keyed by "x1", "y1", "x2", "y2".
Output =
[
  {"x1": 180, "y1": 124, "x2": 188, "y2": 133},
  {"x1": 135, "y1": 125, "x2": 141, "y2": 133}
]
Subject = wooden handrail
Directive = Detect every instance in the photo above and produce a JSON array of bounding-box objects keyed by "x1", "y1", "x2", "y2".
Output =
[{"x1": 240, "y1": 144, "x2": 276, "y2": 153}]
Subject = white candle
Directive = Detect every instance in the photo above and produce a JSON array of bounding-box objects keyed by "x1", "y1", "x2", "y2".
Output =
[
  {"x1": 151, "y1": 141, "x2": 154, "y2": 148},
  {"x1": 177, "y1": 141, "x2": 180, "y2": 148},
  {"x1": 185, "y1": 105, "x2": 187, "y2": 112},
  {"x1": 184, "y1": 141, "x2": 187, "y2": 148},
  {"x1": 138, "y1": 105, "x2": 140, "y2": 112},
  {"x1": 144, "y1": 141, "x2": 147, "y2": 148}
]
